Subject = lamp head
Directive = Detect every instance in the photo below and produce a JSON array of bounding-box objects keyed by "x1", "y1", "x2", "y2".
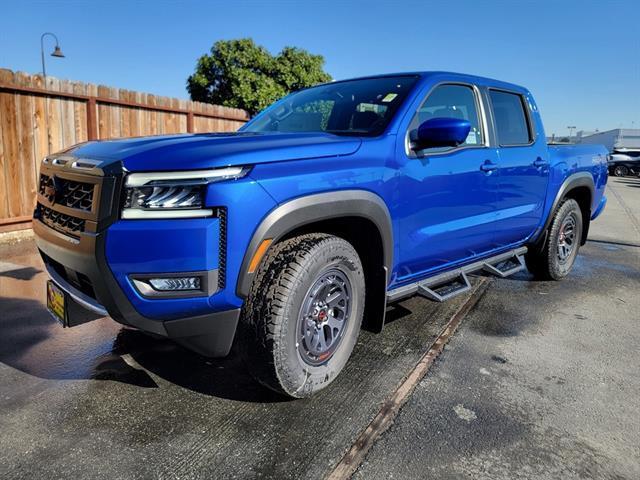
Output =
[{"x1": 51, "y1": 46, "x2": 65, "y2": 58}]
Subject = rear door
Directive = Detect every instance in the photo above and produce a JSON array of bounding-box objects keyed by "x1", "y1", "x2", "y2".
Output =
[
  {"x1": 488, "y1": 89, "x2": 550, "y2": 246},
  {"x1": 394, "y1": 83, "x2": 500, "y2": 282}
]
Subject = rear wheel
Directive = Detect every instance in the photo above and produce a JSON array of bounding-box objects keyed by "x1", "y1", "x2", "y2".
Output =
[
  {"x1": 525, "y1": 199, "x2": 583, "y2": 280},
  {"x1": 240, "y1": 233, "x2": 365, "y2": 398},
  {"x1": 613, "y1": 165, "x2": 629, "y2": 177}
]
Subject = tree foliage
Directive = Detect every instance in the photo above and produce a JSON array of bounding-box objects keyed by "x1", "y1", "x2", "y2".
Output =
[{"x1": 187, "y1": 39, "x2": 332, "y2": 115}]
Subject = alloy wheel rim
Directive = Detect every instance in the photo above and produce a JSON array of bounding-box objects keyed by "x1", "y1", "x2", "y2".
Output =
[
  {"x1": 557, "y1": 214, "x2": 577, "y2": 263},
  {"x1": 297, "y1": 268, "x2": 352, "y2": 366}
]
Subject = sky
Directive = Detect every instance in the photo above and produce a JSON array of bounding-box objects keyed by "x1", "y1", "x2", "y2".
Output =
[{"x1": 1, "y1": 0, "x2": 639, "y2": 137}]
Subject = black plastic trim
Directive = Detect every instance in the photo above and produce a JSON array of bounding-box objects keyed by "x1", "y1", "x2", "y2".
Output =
[
  {"x1": 531, "y1": 171, "x2": 595, "y2": 248},
  {"x1": 236, "y1": 190, "x2": 393, "y2": 298},
  {"x1": 217, "y1": 207, "x2": 228, "y2": 290},
  {"x1": 166, "y1": 308, "x2": 240, "y2": 357}
]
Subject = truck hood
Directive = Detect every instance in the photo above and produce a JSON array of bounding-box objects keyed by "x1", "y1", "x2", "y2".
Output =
[{"x1": 62, "y1": 132, "x2": 362, "y2": 171}]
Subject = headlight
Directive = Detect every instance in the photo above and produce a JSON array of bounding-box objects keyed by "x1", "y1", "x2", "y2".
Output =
[{"x1": 122, "y1": 166, "x2": 250, "y2": 219}]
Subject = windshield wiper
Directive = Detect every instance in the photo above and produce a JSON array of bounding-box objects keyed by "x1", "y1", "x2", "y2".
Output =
[{"x1": 325, "y1": 129, "x2": 371, "y2": 137}]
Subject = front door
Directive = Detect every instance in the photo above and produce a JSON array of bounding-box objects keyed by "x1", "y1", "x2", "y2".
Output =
[{"x1": 393, "y1": 83, "x2": 500, "y2": 283}]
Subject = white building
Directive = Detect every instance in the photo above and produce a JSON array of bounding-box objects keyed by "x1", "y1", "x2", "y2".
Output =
[{"x1": 577, "y1": 128, "x2": 640, "y2": 153}]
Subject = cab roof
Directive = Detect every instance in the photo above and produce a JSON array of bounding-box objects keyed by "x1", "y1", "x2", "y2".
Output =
[{"x1": 326, "y1": 71, "x2": 529, "y2": 94}]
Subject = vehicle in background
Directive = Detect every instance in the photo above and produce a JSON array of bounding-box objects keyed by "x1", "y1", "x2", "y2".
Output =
[
  {"x1": 33, "y1": 72, "x2": 608, "y2": 398},
  {"x1": 608, "y1": 151, "x2": 640, "y2": 177}
]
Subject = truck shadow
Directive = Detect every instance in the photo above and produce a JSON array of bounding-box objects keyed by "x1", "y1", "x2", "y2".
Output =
[
  {"x1": 0, "y1": 266, "x2": 41, "y2": 281},
  {"x1": 0, "y1": 295, "x2": 288, "y2": 403},
  {"x1": 116, "y1": 329, "x2": 290, "y2": 403}
]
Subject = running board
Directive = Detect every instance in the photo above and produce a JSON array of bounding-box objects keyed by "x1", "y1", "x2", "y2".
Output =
[
  {"x1": 417, "y1": 272, "x2": 471, "y2": 302},
  {"x1": 387, "y1": 247, "x2": 527, "y2": 304},
  {"x1": 482, "y1": 253, "x2": 526, "y2": 278}
]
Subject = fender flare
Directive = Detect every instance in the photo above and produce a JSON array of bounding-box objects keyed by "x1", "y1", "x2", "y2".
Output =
[
  {"x1": 535, "y1": 171, "x2": 595, "y2": 247},
  {"x1": 236, "y1": 190, "x2": 393, "y2": 298}
]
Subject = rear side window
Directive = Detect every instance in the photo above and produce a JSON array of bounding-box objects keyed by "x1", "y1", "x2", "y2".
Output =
[{"x1": 489, "y1": 90, "x2": 532, "y2": 146}]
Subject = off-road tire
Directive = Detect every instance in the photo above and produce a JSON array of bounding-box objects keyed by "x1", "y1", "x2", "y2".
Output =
[
  {"x1": 239, "y1": 233, "x2": 365, "y2": 398},
  {"x1": 525, "y1": 198, "x2": 583, "y2": 280}
]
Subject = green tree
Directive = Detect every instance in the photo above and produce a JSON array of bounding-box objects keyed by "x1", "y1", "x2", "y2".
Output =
[{"x1": 187, "y1": 39, "x2": 331, "y2": 115}]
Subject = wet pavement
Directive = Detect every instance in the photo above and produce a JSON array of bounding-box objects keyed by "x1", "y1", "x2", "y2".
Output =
[
  {"x1": 1, "y1": 177, "x2": 638, "y2": 479},
  {"x1": 0, "y1": 236, "x2": 480, "y2": 479},
  {"x1": 355, "y1": 177, "x2": 640, "y2": 479}
]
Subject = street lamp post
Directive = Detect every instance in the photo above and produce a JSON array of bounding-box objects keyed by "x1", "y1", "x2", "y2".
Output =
[
  {"x1": 41, "y1": 32, "x2": 64, "y2": 88},
  {"x1": 40, "y1": 32, "x2": 65, "y2": 154}
]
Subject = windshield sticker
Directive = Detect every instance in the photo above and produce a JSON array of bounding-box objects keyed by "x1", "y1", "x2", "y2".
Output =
[{"x1": 382, "y1": 93, "x2": 398, "y2": 103}]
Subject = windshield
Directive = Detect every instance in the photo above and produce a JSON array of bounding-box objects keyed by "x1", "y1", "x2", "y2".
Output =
[{"x1": 241, "y1": 76, "x2": 419, "y2": 137}]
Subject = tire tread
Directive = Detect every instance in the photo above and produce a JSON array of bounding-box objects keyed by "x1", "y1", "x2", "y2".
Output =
[
  {"x1": 240, "y1": 233, "x2": 362, "y2": 397},
  {"x1": 526, "y1": 198, "x2": 582, "y2": 281}
]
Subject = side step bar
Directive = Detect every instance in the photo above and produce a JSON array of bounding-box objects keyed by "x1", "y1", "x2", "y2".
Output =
[
  {"x1": 387, "y1": 247, "x2": 527, "y2": 304},
  {"x1": 482, "y1": 253, "x2": 526, "y2": 278},
  {"x1": 417, "y1": 272, "x2": 471, "y2": 302}
]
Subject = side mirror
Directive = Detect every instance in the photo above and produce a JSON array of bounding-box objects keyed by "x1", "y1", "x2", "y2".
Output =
[{"x1": 410, "y1": 117, "x2": 471, "y2": 150}]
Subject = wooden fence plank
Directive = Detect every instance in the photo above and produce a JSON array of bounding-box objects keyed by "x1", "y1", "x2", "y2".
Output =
[
  {"x1": 132, "y1": 91, "x2": 142, "y2": 137},
  {"x1": 59, "y1": 78, "x2": 75, "y2": 147},
  {"x1": 120, "y1": 89, "x2": 131, "y2": 138},
  {"x1": 15, "y1": 72, "x2": 38, "y2": 215},
  {"x1": 16, "y1": 87, "x2": 37, "y2": 215},
  {"x1": 0, "y1": 93, "x2": 8, "y2": 219},
  {"x1": 1, "y1": 89, "x2": 22, "y2": 217},
  {"x1": 0, "y1": 70, "x2": 16, "y2": 218},
  {"x1": 47, "y1": 76, "x2": 63, "y2": 153},
  {"x1": 72, "y1": 80, "x2": 88, "y2": 143},
  {"x1": 30, "y1": 74, "x2": 48, "y2": 173},
  {"x1": 147, "y1": 94, "x2": 158, "y2": 135},
  {"x1": 96, "y1": 84, "x2": 110, "y2": 139},
  {"x1": 109, "y1": 85, "x2": 120, "y2": 139}
]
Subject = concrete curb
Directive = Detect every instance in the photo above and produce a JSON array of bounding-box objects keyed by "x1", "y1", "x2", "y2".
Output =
[{"x1": 0, "y1": 228, "x2": 34, "y2": 245}]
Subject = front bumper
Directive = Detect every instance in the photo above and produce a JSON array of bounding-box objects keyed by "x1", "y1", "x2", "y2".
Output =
[
  {"x1": 36, "y1": 218, "x2": 240, "y2": 356},
  {"x1": 33, "y1": 155, "x2": 244, "y2": 357}
]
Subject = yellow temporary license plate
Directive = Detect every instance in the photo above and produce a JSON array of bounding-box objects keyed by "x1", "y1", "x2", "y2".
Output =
[{"x1": 47, "y1": 280, "x2": 66, "y2": 325}]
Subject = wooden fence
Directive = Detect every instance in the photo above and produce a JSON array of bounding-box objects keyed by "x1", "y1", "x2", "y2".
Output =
[{"x1": 0, "y1": 68, "x2": 249, "y2": 232}]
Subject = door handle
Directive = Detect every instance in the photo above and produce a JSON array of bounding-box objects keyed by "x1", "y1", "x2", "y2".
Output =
[
  {"x1": 480, "y1": 160, "x2": 498, "y2": 173},
  {"x1": 533, "y1": 157, "x2": 548, "y2": 168}
]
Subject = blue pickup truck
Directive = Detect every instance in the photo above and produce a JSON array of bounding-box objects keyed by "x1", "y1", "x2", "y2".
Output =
[{"x1": 34, "y1": 72, "x2": 608, "y2": 397}]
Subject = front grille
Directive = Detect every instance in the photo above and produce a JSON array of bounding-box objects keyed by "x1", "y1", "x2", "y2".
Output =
[
  {"x1": 38, "y1": 203, "x2": 86, "y2": 234},
  {"x1": 39, "y1": 173, "x2": 95, "y2": 212}
]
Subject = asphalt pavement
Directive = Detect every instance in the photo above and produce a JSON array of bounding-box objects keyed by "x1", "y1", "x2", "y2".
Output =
[
  {"x1": 0, "y1": 176, "x2": 638, "y2": 479},
  {"x1": 355, "y1": 177, "x2": 640, "y2": 479}
]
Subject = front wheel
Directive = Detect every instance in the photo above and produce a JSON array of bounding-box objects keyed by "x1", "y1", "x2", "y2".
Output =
[
  {"x1": 526, "y1": 199, "x2": 583, "y2": 280},
  {"x1": 240, "y1": 233, "x2": 365, "y2": 398}
]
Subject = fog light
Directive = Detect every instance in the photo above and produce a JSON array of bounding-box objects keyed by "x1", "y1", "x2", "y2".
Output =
[
  {"x1": 130, "y1": 271, "x2": 218, "y2": 298},
  {"x1": 149, "y1": 277, "x2": 200, "y2": 291}
]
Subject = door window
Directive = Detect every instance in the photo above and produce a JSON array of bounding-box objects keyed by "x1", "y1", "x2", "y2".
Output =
[
  {"x1": 489, "y1": 90, "x2": 532, "y2": 146},
  {"x1": 409, "y1": 84, "x2": 484, "y2": 152}
]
